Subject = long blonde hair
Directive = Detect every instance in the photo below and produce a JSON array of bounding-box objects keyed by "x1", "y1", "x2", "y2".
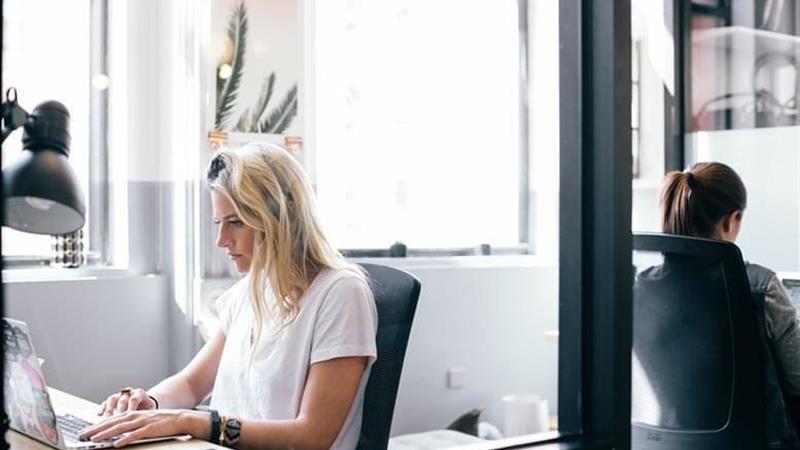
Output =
[{"x1": 206, "y1": 142, "x2": 361, "y2": 346}]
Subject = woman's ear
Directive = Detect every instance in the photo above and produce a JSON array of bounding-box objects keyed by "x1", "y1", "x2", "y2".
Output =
[
  {"x1": 722, "y1": 210, "x2": 743, "y2": 232},
  {"x1": 722, "y1": 212, "x2": 734, "y2": 233},
  {"x1": 719, "y1": 210, "x2": 743, "y2": 242}
]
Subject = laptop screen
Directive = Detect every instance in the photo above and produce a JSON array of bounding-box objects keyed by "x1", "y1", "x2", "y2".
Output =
[
  {"x1": 784, "y1": 278, "x2": 800, "y2": 309},
  {"x1": 3, "y1": 318, "x2": 63, "y2": 447}
]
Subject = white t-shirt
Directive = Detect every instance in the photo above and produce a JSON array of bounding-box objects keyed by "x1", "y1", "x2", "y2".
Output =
[{"x1": 209, "y1": 268, "x2": 378, "y2": 450}]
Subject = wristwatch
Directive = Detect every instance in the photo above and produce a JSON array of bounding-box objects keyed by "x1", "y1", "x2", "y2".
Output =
[{"x1": 221, "y1": 416, "x2": 242, "y2": 447}]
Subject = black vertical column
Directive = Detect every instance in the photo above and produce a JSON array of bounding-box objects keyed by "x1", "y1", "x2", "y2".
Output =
[{"x1": 559, "y1": 0, "x2": 633, "y2": 448}]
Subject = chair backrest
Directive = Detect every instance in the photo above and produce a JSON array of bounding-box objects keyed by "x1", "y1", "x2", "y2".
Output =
[
  {"x1": 357, "y1": 263, "x2": 422, "y2": 450},
  {"x1": 631, "y1": 233, "x2": 763, "y2": 449}
]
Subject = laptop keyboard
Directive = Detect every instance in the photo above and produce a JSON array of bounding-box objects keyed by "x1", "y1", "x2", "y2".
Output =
[{"x1": 57, "y1": 414, "x2": 94, "y2": 441}]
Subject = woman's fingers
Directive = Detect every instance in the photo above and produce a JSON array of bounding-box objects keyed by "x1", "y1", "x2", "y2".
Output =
[
  {"x1": 79, "y1": 413, "x2": 129, "y2": 440},
  {"x1": 99, "y1": 394, "x2": 120, "y2": 416},
  {"x1": 82, "y1": 410, "x2": 188, "y2": 448},
  {"x1": 111, "y1": 424, "x2": 155, "y2": 448},
  {"x1": 127, "y1": 389, "x2": 147, "y2": 411},
  {"x1": 114, "y1": 388, "x2": 134, "y2": 415},
  {"x1": 89, "y1": 414, "x2": 147, "y2": 442},
  {"x1": 114, "y1": 397, "x2": 129, "y2": 415},
  {"x1": 98, "y1": 388, "x2": 153, "y2": 416},
  {"x1": 127, "y1": 396, "x2": 141, "y2": 411}
]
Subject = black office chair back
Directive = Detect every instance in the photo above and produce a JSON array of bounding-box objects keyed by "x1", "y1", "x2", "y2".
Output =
[
  {"x1": 357, "y1": 263, "x2": 421, "y2": 450},
  {"x1": 631, "y1": 233, "x2": 763, "y2": 449}
]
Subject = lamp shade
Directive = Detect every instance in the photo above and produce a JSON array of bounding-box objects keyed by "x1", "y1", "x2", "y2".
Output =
[{"x1": 2, "y1": 101, "x2": 86, "y2": 235}]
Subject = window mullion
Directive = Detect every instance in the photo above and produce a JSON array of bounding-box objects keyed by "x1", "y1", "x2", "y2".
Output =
[{"x1": 89, "y1": 0, "x2": 111, "y2": 266}]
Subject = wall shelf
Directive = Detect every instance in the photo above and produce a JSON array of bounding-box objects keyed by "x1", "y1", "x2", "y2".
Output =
[
  {"x1": 693, "y1": 25, "x2": 800, "y2": 56},
  {"x1": 690, "y1": 26, "x2": 799, "y2": 131}
]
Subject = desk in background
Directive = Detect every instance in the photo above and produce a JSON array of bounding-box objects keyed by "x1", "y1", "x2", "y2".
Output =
[
  {"x1": 780, "y1": 273, "x2": 800, "y2": 309},
  {"x1": 7, "y1": 388, "x2": 225, "y2": 450}
]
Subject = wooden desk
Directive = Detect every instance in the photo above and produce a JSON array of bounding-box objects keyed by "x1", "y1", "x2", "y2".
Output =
[{"x1": 7, "y1": 388, "x2": 226, "y2": 450}]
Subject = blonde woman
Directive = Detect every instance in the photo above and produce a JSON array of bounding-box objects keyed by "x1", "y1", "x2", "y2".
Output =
[{"x1": 80, "y1": 142, "x2": 378, "y2": 449}]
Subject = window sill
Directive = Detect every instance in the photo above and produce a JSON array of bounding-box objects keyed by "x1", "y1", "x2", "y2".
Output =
[
  {"x1": 347, "y1": 254, "x2": 556, "y2": 271},
  {"x1": 2, "y1": 266, "x2": 149, "y2": 284}
]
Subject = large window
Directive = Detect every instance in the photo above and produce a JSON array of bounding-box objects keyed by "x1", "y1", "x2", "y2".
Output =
[
  {"x1": 2, "y1": 0, "x2": 108, "y2": 266},
  {"x1": 313, "y1": 0, "x2": 526, "y2": 251}
]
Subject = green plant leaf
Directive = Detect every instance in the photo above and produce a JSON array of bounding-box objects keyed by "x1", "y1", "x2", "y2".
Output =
[
  {"x1": 252, "y1": 73, "x2": 276, "y2": 125},
  {"x1": 216, "y1": 67, "x2": 225, "y2": 105},
  {"x1": 259, "y1": 84, "x2": 298, "y2": 134},
  {"x1": 215, "y1": 1, "x2": 247, "y2": 130},
  {"x1": 236, "y1": 107, "x2": 252, "y2": 132},
  {"x1": 235, "y1": 72, "x2": 276, "y2": 132}
]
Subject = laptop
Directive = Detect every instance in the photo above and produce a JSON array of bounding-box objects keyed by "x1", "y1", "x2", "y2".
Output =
[
  {"x1": 784, "y1": 277, "x2": 800, "y2": 309},
  {"x1": 3, "y1": 318, "x2": 189, "y2": 449}
]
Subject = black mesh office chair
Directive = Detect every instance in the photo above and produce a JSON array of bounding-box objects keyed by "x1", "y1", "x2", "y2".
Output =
[
  {"x1": 631, "y1": 233, "x2": 763, "y2": 449},
  {"x1": 357, "y1": 263, "x2": 421, "y2": 450}
]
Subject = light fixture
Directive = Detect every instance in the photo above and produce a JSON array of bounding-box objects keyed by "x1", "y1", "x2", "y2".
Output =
[{"x1": 1, "y1": 88, "x2": 86, "y2": 235}]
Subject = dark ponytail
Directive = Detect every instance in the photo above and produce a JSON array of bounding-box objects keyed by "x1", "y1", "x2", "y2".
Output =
[{"x1": 659, "y1": 162, "x2": 747, "y2": 238}]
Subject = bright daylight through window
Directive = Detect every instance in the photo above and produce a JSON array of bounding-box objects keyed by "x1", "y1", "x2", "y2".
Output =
[
  {"x1": 313, "y1": 0, "x2": 523, "y2": 251},
  {"x1": 2, "y1": 0, "x2": 92, "y2": 261}
]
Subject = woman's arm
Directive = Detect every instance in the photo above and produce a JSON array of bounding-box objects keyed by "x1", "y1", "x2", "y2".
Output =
[
  {"x1": 84, "y1": 355, "x2": 368, "y2": 450},
  {"x1": 764, "y1": 275, "x2": 800, "y2": 395},
  {"x1": 232, "y1": 356, "x2": 369, "y2": 450}
]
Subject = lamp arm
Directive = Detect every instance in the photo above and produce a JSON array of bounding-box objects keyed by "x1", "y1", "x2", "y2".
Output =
[{"x1": 1, "y1": 87, "x2": 30, "y2": 144}]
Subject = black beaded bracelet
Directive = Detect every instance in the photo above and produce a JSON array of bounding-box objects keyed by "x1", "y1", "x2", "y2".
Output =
[
  {"x1": 147, "y1": 394, "x2": 159, "y2": 409},
  {"x1": 209, "y1": 409, "x2": 220, "y2": 445}
]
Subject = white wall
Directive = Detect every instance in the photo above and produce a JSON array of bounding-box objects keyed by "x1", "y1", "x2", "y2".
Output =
[
  {"x1": 3, "y1": 274, "x2": 170, "y2": 403},
  {"x1": 365, "y1": 259, "x2": 559, "y2": 436},
  {"x1": 688, "y1": 126, "x2": 800, "y2": 272},
  {"x1": 3, "y1": 258, "x2": 560, "y2": 429}
]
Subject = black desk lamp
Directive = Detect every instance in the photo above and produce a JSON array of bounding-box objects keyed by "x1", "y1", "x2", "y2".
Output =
[{"x1": 1, "y1": 87, "x2": 86, "y2": 235}]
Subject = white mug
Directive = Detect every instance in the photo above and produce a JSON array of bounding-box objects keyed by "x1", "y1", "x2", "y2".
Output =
[{"x1": 502, "y1": 394, "x2": 549, "y2": 437}]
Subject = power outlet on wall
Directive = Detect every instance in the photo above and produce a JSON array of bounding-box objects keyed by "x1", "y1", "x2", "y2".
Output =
[{"x1": 447, "y1": 367, "x2": 465, "y2": 389}]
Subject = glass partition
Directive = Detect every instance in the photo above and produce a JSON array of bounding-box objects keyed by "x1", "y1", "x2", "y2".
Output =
[{"x1": 685, "y1": 1, "x2": 800, "y2": 274}]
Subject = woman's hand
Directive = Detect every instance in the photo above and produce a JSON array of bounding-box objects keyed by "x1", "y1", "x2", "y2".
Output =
[
  {"x1": 79, "y1": 409, "x2": 209, "y2": 448},
  {"x1": 97, "y1": 388, "x2": 157, "y2": 416}
]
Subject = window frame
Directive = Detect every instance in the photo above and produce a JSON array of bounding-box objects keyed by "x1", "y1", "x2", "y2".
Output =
[
  {"x1": 312, "y1": 0, "x2": 534, "y2": 257},
  {"x1": 88, "y1": 0, "x2": 111, "y2": 266},
  {"x1": 631, "y1": 39, "x2": 642, "y2": 179},
  {"x1": 1, "y1": 0, "x2": 111, "y2": 268},
  {"x1": 555, "y1": 0, "x2": 633, "y2": 448}
]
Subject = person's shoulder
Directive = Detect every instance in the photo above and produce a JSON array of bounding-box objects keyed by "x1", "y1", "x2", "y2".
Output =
[
  {"x1": 316, "y1": 267, "x2": 369, "y2": 290},
  {"x1": 310, "y1": 267, "x2": 372, "y2": 305},
  {"x1": 212, "y1": 275, "x2": 251, "y2": 334},
  {"x1": 745, "y1": 261, "x2": 778, "y2": 291},
  {"x1": 216, "y1": 275, "x2": 251, "y2": 307},
  {"x1": 745, "y1": 261, "x2": 776, "y2": 276},
  {"x1": 227, "y1": 274, "x2": 251, "y2": 296}
]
